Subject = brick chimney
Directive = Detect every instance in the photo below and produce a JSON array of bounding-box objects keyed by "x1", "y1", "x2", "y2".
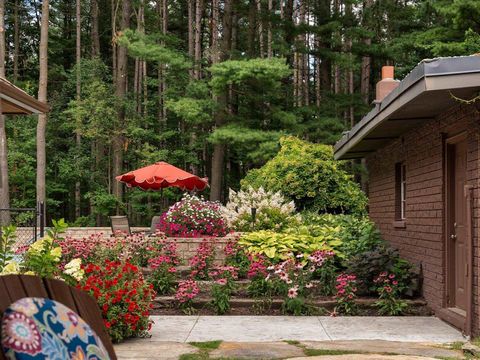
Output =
[{"x1": 375, "y1": 66, "x2": 400, "y2": 102}]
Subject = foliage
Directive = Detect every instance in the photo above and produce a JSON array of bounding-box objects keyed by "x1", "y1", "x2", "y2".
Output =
[
  {"x1": 333, "y1": 273, "x2": 358, "y2": 315},
  {"x1": 23, "y1": 219, "x2": 68, "y2": 279},
  {"x1": 302, "y1": 213, "x2": 383, "y2": 259},
  {"x1": 78, "y1": 260, "x2": 155, "y2": 343},
  {"x1": 224, "y1": 237, "x2": 251, "y2": 278},
  {"x1": 147, "y1": 239, "x2": 180, "y2": 295},
  {"x1": 175, "y1": 280, "x2": 200, "y2": 315},
  {"x1": 58, "y1": 232, "x2": 166, "y2": 267},
  {"x1": 241, "y1": 136, "x2": 368, "y2": 214},
  {"x1": 189, "y1": 239, "x2": 216, "y2": 280},
  {"x1": 209, "y1": 266, "x2": 238, "y2": 315},
  {"x1": 309, "y1": 250, "x2": 337, "y2": 296},
  {"x1": 0, "y1": 225, "x2": 17, "y2": 273},
  {"x1": 238, "y1": 226, "x2": 342, "y2": 262},
  {"x1": 158, "y1": 194, "x2": 229, "y2": 238},
  {"x1": 373, "y1": 272, "x2": 409, "y2": 316},
  {"x1": 266, "y1": 258, "x2": 319, "y2": 315},
  {"x1": 345, "y1": 244, "x2": 417, "y2": 296},
  {"x1": 221, "y1": 187, "x2": 299, "y2": 232}
]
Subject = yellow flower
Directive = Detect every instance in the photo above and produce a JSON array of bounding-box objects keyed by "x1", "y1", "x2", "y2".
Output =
[
  {"x1": 50, "y1": 246, "x2": 62, "y2": 261},
  {"x1": 24, "y1": 271, "x2": 35, "y2": 275},
  {"x1": 0, "y1": 261, "x2": 20, "y2": 275}
]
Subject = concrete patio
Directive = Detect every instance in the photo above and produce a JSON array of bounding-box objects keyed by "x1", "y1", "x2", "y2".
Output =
[
  {"x1": 114, "y1": 316, "x2": 467, "y2": 359},
  {"x1": 144, "y1": 315, "x2": 465, "y2": 343}
]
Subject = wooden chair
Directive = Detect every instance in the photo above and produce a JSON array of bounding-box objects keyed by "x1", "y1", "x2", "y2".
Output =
[
  {"x1": 0, "y1": 274, "x2": 117, "y2": 360},
  {"x1": 110, "y1": 215, "x2": 132, "y2": 236}
]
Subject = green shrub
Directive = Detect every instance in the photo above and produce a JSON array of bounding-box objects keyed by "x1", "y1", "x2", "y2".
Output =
[
  {"x1": 238, "y1": 226, "x2": 342, "y2": 262},
  {"x1": 345, "y1": 244, "x2": 417, "y2": 296},
  {"x1": 302, "y1": 213, "x2": 383, "y2": 259},
  {"x1": 241, "y1": 136, "x2": 367, "y2": 214}
]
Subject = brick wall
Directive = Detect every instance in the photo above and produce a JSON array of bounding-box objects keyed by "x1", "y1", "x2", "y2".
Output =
[{"x1": 366, "y1": 104, "x2": 480, "y2": 333}]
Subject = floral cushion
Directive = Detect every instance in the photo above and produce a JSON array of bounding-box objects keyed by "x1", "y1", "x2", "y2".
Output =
[{"x1": 1, "y1": 297, "x2": 110, "y2": 360}]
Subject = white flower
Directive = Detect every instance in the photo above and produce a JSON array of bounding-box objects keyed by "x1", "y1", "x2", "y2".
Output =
[{"x1": 63, "y1": 258, "x2": 85, "y2": 281}]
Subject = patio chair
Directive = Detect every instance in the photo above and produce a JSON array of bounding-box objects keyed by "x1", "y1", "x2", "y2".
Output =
[
  {"x1": 146, "y1": 215, "x2": 162, "y2": 236},
  {"x1": 110, "y1": 215, "x2": 132, "y2": 236},
  {"x1": 0, "y1": 274, "x2": 117, "y2": 359}
]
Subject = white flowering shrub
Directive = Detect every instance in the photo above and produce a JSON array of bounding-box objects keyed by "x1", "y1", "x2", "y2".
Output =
[{"x1": 221, "y1": 187, "x2": 300, "y2": 232}]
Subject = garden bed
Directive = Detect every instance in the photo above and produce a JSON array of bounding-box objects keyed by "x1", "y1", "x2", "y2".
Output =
[{"x1": 151, "y1": 296, "x2": 431, "y2": 316}]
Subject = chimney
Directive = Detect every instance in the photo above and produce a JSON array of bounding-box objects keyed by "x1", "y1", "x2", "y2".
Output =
[{"x1": 375, "y1": 66, "x2": 400, "y2": 102}]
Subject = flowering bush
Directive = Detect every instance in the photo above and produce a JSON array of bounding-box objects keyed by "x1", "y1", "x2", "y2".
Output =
[
  {"x1": 189, "y1": 239, "x2": 216, "y2": 279},
  {"x1": 208, "y1": 265, "x2": 238, "y2": 314},
  {"x1": 158, "y1": 194, "x2": 229, "y2": 237},
  {"x1": 266, "y1": 257, "x2": 320, "y2": 315},
  {"x1": 221, "y1": 187, "x2": 299, "y2": 231},
  {"x1": 309, "y1": 250, "x2": 337, "y2": 296},
  {"x1": 224, "y1": 237, "x2": 251, "y2": 278},
  {"x1": 58, "y1": 232, "x2": 166, "y2": 267},
  {"x1": 148, "y1": 239, "x2": 180, "y2": 295},
  {"x1": 175, "y1": 279, "x2": 200, "y2": 314},
  {"x1": 374, "y1": 272, "x2": 409, "y2": 315},
  {"x1": 78, "y1": 260, "x2": 156, "y2": 343},
  {"x1": 334, "y1": 273, "x2": 358, "y2": 315}
]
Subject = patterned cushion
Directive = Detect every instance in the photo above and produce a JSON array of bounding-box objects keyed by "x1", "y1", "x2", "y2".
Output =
[{"x1": 1, "y1": 297, "x2": 110, "y2": 360}]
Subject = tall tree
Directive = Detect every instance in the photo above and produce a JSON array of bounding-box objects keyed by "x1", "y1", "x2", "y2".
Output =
[
  {"x1": 113, "y1": 0, "x2": 131, "y2": 210},
  {"x1": 91, "y1": 0, "x2": 100, "y2": 57},
  {"x1": 37, "y1": 0, "x2": 50, "y2": 223},
  {"x1": 210, "y1": 0, "x2": 233, "y2": 201},
  {"x1": 75, "y1": 0, "x2": 82, "y2": 218},
  {"x1": 0, "y1": 0, "x2": 10, "y2": 225}
]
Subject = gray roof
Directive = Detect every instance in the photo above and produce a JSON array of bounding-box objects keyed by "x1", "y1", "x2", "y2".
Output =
[{"x1": 334, "y1": 55, "x2": 480, "y2": 159}]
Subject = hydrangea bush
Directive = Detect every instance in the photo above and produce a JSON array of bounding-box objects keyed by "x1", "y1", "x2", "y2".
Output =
[
  {"x1": 158, "y1": 194, "x2": 229, "y2": 237},
  {"x1": 221, "y1": 187, "x2": 299, "y2": 231}
]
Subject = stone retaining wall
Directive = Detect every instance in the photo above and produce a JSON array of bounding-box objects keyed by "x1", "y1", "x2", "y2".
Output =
[{"x1": 42, "y1": 227, "x2": 233, "y2": 264}]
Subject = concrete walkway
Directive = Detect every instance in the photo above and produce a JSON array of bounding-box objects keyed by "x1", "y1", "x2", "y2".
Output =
[{"x1": 147, "y1": 315, "x2": 465, "y2": 343}]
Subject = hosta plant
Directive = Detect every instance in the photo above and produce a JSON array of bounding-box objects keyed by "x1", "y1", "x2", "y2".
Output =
[
  {"x1": 157, "y1": 194, "x2": 229, "y2": 237},
  {"x1": 221, "y1": 187, "x2": 299, "y2": 231},
  {"x1": 239, "y1": 226, "x2": 341, "y2": 262}
]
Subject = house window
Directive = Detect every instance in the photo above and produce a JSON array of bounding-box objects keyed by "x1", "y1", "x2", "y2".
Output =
[{"x1": 395, "y1": 162, "x2": 406, "y2": 220}]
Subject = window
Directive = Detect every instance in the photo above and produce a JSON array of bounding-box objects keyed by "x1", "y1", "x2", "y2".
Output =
[{"x1": 395, "y1": 162, "x2": 406, "y2": 220}]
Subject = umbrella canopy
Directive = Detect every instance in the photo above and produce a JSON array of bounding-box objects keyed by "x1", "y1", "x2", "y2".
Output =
[{"x1": 116, "y1": 161, "x2": 209, "y2": 191}]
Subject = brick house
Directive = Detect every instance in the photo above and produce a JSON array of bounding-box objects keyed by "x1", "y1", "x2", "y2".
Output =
[{"x1": 334, "y1": 56, "x2": 480, "y2": 336}]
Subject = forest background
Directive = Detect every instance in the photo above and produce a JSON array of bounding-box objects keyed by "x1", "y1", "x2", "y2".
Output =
[{"x1": 0, "y1": 0, "x2": 479, "y2": 225}]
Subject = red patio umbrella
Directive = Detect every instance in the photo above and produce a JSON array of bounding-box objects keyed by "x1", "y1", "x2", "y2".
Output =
[{"x1": 116, "y1": 161, "x2": 208, "y2": 191}]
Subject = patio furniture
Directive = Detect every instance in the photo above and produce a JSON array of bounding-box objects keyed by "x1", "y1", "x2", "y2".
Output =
[
  {"x1": 110, "y1": 215, "x2": 133, "y2": 236},
  {"x1": 0, "y1": 274, "x2": 117, "y2": 360},
  {"x1": 146, "y1": 215, "x2": 162, "y2": 236}
]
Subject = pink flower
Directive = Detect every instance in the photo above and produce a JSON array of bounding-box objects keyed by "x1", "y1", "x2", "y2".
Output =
[
  {"x1": 216, "y1": 278, "x2": 227, "y2": 285},
  {"x1": 288, "y1": 287, "x2": 298, "y2": 298}
]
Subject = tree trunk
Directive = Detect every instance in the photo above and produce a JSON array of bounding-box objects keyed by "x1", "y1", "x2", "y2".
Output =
[
  {"x1": 91, "y1": 0, "x2": 100, "y2": 57},
  {"x1": 247, "y1": 0, "x2": 255, "y2": 57},
  {"x1": 188, "y1": 0, "x2": 194, "y2": 60},
  {"x1": 256, "y1": 0, "x2": 264, "y2": 58},
  {"x1": 13, "y1": 0, "x2": 20, "y2": 82},
  {"x1": 37, "y1": 0, "x2": 49, "y2": 224},
  {"x1": 267, "y1": 0, "x2": 273, "y2": 58},
  {"x1": 113, "y1": 0, "x2": 131, "y2": 211},
  {"x1": 75, "y1": 0, "x2": 82, "y2": 219},
  {"x1": 0, "y1": 0, "x2": 10, "y2": 225},
  {"x1": 361, "y1": 0, "x2": 373, "y2": 105},
  {"x1": 112, "y1": 0, "x2": 119, "y2": 85},
  {"x1": 210, "y1": 0, "x2": 233, "y2": 202},
  {"x1": 194, "y1": 0, "x2": 203, "y2": 79}
]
